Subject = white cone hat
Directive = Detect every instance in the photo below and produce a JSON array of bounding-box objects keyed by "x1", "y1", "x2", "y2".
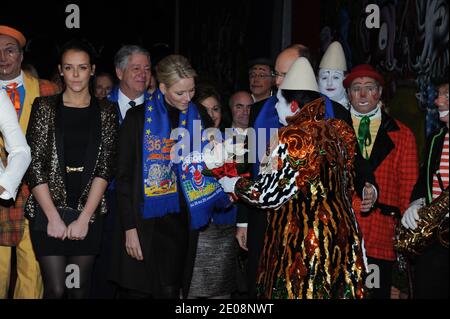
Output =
[
  {"x1": 319, "y1": 41, "x2": 347, "y2": 71},
  {"x1": 280, "y1": 57, "x2": 319, "y2": 92}
]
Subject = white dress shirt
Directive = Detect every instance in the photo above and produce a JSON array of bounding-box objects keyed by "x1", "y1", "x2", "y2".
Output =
[
  {"x1": 118, "y1": 89, "x2": 145, "y2": 120},
  {"x1": 0, "y1": 89, "x2": 31, "y2": 200},
  {"x1": 0, "y1": 71, "x2": 24, "y2": 89}
]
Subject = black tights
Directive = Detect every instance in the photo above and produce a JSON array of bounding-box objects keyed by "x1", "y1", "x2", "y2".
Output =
[{"x1": 38, "y1": 255, "x2": 95, "y2": 299}]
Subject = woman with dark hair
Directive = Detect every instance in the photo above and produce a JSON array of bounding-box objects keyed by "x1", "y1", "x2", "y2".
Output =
[
  {"x1": 25, "y1": 39, "x2": 118, "y2": 298},
  {"x1": 194, "y1": 82, "x2": 232, "y2": 131}
]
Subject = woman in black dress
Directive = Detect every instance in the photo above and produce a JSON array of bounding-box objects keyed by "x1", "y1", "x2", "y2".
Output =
[{"x1": 25, "y1": 40, "x2": 118, "y2": 298}]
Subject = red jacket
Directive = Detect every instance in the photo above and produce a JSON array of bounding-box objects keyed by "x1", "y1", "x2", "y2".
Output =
[{"x1": 354, "y1": 112, "x2": 418, "y2": 261}]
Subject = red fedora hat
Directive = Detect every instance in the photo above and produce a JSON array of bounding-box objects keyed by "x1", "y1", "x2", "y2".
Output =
[{"x1": 343, "y1": 64, "x2": 384, "y2": 88}]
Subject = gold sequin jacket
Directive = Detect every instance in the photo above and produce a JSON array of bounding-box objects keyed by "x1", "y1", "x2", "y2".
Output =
[
  {"x1": 24, "y1": 94, "x2": 118, "y2": 220},
  {"x1": 235, "y1": 97, "x2": 366, "y2": 299}
]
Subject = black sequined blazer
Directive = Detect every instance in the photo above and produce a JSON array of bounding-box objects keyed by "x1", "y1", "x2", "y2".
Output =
[{"x1": 24, "y1": 94, "x2": 118, "y2": 220}]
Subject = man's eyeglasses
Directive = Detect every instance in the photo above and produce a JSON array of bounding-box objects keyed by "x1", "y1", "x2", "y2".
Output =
[
  {"x1": 249, "y1": 72, "x2": 273, "y2": 79},
  {"x1": 0, "y1": 46, "x2": 21, "y2": 59},
  {"x1": 350, "y1": 85, "x2": 379, "y2": 95},
  {"x1": 272, "y1": 71, "x2": 286, "y2": 79}
]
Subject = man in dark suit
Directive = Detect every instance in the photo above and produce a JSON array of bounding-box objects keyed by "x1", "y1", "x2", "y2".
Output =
[
  {"x1": 238, "y1": 44, "x2": 378, "y2": 298},
  {"x1": 90, "y1": 45, "x2": 151, "y2": 298}
]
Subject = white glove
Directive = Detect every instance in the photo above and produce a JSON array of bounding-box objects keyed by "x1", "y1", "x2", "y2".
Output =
[
  {"x1": 218, "y1": 176, "x2": 240, "y2": 193},
  {"x1": 401, "y1": 198, "x2": 425, "y2": 230}
]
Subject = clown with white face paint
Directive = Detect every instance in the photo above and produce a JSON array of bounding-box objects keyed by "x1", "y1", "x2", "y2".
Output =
[
  {"x1": 218, "y1": 57, "x2": 367, "y2": 299},
  {"x1": 275, "y1": 58, "x2": 319, "y2": 126},
  {"x1": 274, "y1": 88, "x2": 294, "y2": 126},
  {"x1": 318, "y1": 69, "x2": 346, "y2": 105},
  {"x1": 318, "y1": 41, "x2": 349, "y2": 109}
]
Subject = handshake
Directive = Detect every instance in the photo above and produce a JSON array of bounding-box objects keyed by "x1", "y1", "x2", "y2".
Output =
[{"x1": 202, "y1": 139, "x2": 250, "y2": 194}]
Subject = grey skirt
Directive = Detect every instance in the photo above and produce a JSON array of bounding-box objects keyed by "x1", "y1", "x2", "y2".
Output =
[{"x1": 189, "y1": 224, "x2": 238, "y2": 297}]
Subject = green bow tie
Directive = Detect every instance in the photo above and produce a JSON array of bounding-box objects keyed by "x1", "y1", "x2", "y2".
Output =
[{"x1": 358, "y1": 116, "x2": 372, "y2": 159}]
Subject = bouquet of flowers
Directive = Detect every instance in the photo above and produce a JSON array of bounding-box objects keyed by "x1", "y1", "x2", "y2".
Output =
[{"x1": 202, "y1": 138, "x2": 250, "y2": 180}]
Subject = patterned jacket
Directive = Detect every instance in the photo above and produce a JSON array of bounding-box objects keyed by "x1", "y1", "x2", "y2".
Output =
[
  {"x1": 0, "y1": 74, "x2": 58, "y2": 246},
  {"x1": 24, "y1": 94, "x2": 118, "y2": 223},
  {"x1": 353, "y1": 112, "x2": 418, "y2": 261},
  {"x1": 235, "y1": 98, "x2": 366, "y2": 299}
]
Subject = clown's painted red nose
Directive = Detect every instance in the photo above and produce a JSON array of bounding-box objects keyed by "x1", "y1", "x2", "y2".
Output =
[{"x1": 290, "y1": 101, "x2": 299, "y2": 113}]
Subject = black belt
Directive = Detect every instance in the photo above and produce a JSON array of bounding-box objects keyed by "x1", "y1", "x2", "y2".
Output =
[{"x1": 376, "y1": 202, "x2": 401, "y2": 218}]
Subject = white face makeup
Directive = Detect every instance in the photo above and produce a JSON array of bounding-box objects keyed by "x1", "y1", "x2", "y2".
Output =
[
  {"x1": 275, "y1": 88, "x2": 297, "y2": 126},
  {"x1": 318, "y1": 68, "x2": 346, "y2": 102}
]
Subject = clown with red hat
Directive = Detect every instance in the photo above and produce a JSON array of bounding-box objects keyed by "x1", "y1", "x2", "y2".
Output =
[{"x1": 345, "y1": 64, "x2": 419, "y2": 299}]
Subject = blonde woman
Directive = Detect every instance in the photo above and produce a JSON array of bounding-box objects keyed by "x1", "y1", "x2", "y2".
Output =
[{"x1": 110, "y1": 54, "x2": 230, "y2": 298}]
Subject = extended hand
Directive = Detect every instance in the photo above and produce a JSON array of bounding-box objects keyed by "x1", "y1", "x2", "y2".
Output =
[{"x1": 218, "y1": 176, "x2": 240, "y2": 193}]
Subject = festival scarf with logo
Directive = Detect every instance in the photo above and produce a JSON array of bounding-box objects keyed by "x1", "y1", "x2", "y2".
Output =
[{"x1": 143, "y1": 89, "x2": 231, "y2": 229}]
